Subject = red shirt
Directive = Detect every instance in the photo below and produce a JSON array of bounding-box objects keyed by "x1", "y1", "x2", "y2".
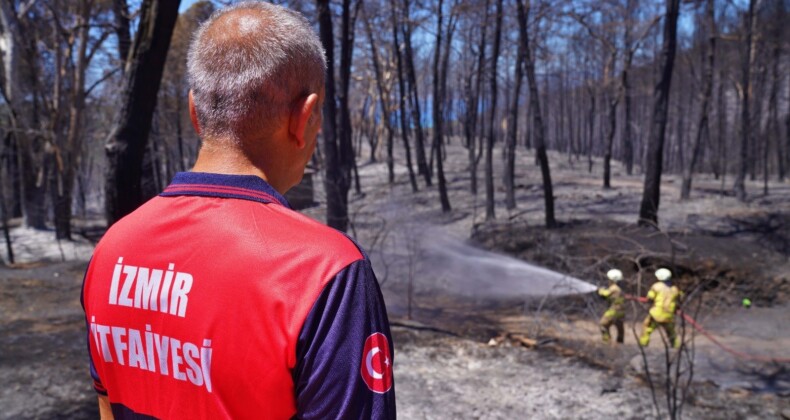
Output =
[{"x1": 82, "y1": 173, "x2": 395, "y2": 419}]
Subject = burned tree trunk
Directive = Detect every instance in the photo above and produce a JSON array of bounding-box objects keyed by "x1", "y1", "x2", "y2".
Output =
[
  {"x1": 391, "y1": 1, "x2": 418, "y2": 193},
  {"x1": 401, "y1": 0, "x2": 431, "y2": 187},
  {"x1": 622, "y1": 0, "x2": 636, "y2": 176},
  {"x1": 602, "y1": 50, "x2": 619, "y2": 189},
  {"x1": 680, "y1": 0, "x2": 715, "y2": 200},
  {"x1": 714, "y1": 68, "x2": 726, "y2": 180},
  {"x1": 318, "y1": 0, "x2": 349, "y2": 231},
  {"x1": 519, "y1": 0, "x2": 556, "y2": 228},
  {"x1": 484, "y1": 0, "x2": 503, "y2": 221},
  {"x1": 0, "y1": 1, "x2": 47, "y2": 229},
  {"x1": 766, "y1": 0, "x2": 785, "y2": 182},
  {"x1": 733, "y1": 0, "x2": 757, "y2": 202},
  {"x1": 466, "y1": 0, "x2": 490, "y2": 195},
  {"x1": 432, "y1": 0, "x2": 452, "y2": 212},
  {"x1": 54, "y1": 0, "x2": 92, "y2": 240},
  {"x1": 785, "y1": 68, "x2": 790, "y2": 182},
  {"x1": 638, "y1": 0, "x2": 680, "y2": 227},
  {"x1": 363, "y1": 7, "x2": 395, "y2": 185},
  {"x1": 0, "y1": 134, "x2": 14, "y2": 264},
  {"x1": 586, "y1": 81, "x2": 596, "y2": 174},
  {"x1": 505, "y1": 0, "x2": 527, "y2": 210},
  {"x1": 104, "y1": 0, "x2": 180, "y2": 225},
  {"x1": 338, "y1": 0, "x2": 360, "y2": 202},
  {"x1": 113, "y1": 0, "x2": 132, "y2": 68}
]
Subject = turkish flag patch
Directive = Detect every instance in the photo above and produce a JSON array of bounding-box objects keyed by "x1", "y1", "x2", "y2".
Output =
[{"x1": 360, "y1": 332, "x2": 393, "y2": 393}]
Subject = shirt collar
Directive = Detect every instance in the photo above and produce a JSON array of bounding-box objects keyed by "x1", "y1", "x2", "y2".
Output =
[{"x1": 160, "y1": 172, "x2": 291, "y2": 209}]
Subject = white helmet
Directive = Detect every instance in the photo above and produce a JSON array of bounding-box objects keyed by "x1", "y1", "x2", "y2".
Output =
[
  {"x1": 655, "y1": 268, "x2": 672, "y2": 281},
  {"x1": 606, "y1": 269, "x2": 623, "y2": 282}
]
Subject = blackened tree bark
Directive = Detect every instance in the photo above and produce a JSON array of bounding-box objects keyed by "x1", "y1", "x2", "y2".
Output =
[
  {"x1": 505, "y1": 0, "x2": 527, "y2": 210},
  {"x1": 432, "y1": 0, "x2": 453, "y2": 212},
  {"x1": 602, "y1": 49, "x2": 619, "y2": 189},
  {"x1": 766, "y1": 0, "x2": 785, "y2": 182},
  {"x1": 0, "y1": 1, "x2": 48, "y2": 229},
  {"x1": 465, "y1": 0, "x2": 489, "y2": 195},
  {"x1": 786, "y1": 54, "x2": 790, "y2": 181},
  {"x1": 54, "y1": 0, "x2": 92, "y2": 240},
  {"x1": 363, "y1": 7, "x2": 395, "y2": 185},
  {"x1": 638, "y1": 0, "x2": 680, "y2": 227},
  {"x1": 733, "y1": 0, "x2": 757, "y2": 202},
  {"x1": 714, "y1": 67, "x2": 726, "y2": 180},
  {"x1": 113, "y1": 0, "x2": 132, "y2": 68},
  {"x1": 622, "y1": 0, "x2": 636, "y2": 175},
  {"x1": 104, "y1": 0, "x2": 180, "y2": 226},
  {"x1": 680, "y1": 0, "x2": 715, "y2": 200},
  {"x1": 338, "y1": 0, "x2": 361, "y2": 204},
  {"x1": 519, "y1": 0, "x2": 555, "y2": 228},
  {"x1": 0, "y1": 133, "x2": 13, "y2": 263},
  {"x1": 390, "y1": 1, "x2": 419, "y2": 193},
  {"x1": 484, "y1": 0, "x2": 502, "y2": 221},
  {"x1": 786, "y1": 62, "x2": 790, "y2": 182},
  {"x1": 318, "y1": 0, "x2": 347, "y2": 231},
  {"x1": 585, "y1": 79, "x2": 596, "y2": 174},
  {"x1": 401, "y1": 0, "x2": 431, "y2": 186}
]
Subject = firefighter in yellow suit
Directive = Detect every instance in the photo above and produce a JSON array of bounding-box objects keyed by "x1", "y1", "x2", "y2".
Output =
[
  {"x1": 598, "y1": 269, "x2": 625, "y2": 343},
  {"x1": 639, "y1": 268, "x2": 682, "y2": 348}
]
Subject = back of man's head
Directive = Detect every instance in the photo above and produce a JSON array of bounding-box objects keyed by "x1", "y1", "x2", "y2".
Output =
[{"x1": 187, "y1": 2, "x2": 326, "y2": 144}]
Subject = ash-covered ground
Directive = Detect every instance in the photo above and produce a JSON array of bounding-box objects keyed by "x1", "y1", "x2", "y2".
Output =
[{"x1": 1, "y1": 140, "x2": 789, "y2": 418}]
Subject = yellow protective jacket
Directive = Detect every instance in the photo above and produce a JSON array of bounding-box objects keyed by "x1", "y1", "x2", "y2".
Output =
[
  {"x1": 598, "y1": 283, "x2": 625, "y2": 318},
  {"x1": 646, "y1": 281, "x2": 682, "y2": 323}
]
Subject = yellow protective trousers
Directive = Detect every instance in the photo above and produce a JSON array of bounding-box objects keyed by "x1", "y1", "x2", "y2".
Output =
[
  {"x1": 599, "y1": 310, "x2": 624, "y2": 344},
  {"x1": 640, "y1": 315, "x2": 679, "y2": 348}
]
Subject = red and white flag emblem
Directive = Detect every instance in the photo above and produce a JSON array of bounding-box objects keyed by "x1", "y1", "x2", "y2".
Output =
[{"x1": 360, "y1": 332, "x2": 393, "y2": 393}]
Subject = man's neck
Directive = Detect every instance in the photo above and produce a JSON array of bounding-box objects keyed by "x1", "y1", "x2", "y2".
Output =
[{"x1": 191, "y1": 141, "x2": 285, "y2": 192}]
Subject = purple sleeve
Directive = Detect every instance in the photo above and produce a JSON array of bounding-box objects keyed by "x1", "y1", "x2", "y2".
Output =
[
  {"x1": 293, "y1": 258, "x2": 396, "y2": 419},
  {"x1": 81, "y1": 259, "x2": 108, "y2": 395}
]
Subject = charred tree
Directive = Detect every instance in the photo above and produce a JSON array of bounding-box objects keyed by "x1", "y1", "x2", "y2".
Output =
[
  {"x1": 363, "y1": 7, "x2": 396, "y2": 185},
  {"x1": 401, "y1": 0, "x2": 431, "y2": 186},
  {"x1": 638, "y1": 0, "x2": 680, "y2": 227},
  {"x1": 465, "y1": 0, "x2": 490, "y2": 195},
  {"x1": 602, "y1": 49, "x2": 619, "y2": 189},
  {"x1": 505, "y1": 0, "x2": 528, "y2": 210},
  {"x1": 104, "y1": 0, "x2": 180, "y2": 226},
  {"x1": 338, "y1": 0, "x2": 361, "y2": 201},
  {"x1": 680, "y1": 0, "x2": 716, "y2": 200},
  {"x1": 432, "y1": 0, "x2": 453, "y2": 212},
  {"x1": 0, "y1": 1, "x2": 48, "y2": 229},
  {"x1": 765, "y1": 0, "x2": 785, "y2": 182},
  {"x1": 113, "y1": 0, "x2": 132, "y2": 68},
  {"x1": 622, "y1": 0, "x2": 636, "y2": 176},
  {"x1": 54, "y1": 0, "x2": 93, "y2": 240},
  {"x1": 519, "y1": 0, "x2": 556, "y2": 228},
  {"x1": 733, "y1": 0, "x2": 757, "y2": 202},
  {"x1": 484, "y1": 0, "x2": 503, "y2": 221},
  {"x1": 317, "y1": 0, "x2": 351, "y2": 231},
  {"x1": 391, "y1": 1, "x2": 419, "y2": 192},
  {"x1": 585, "y1": 78, "x2": 596, "y2": 174}
]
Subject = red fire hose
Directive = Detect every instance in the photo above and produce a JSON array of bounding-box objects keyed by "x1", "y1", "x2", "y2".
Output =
[{"x1": 624, "y1": 295, "x2": 790, "y2": 364}]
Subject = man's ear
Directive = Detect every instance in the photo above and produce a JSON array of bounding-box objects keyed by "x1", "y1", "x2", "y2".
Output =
[
  {"x1": 188, "y1": 90, "x2": 201, "y2": 136},
  {"x1": 288, "y1": 93, "x2": 320, "y2": 149}
]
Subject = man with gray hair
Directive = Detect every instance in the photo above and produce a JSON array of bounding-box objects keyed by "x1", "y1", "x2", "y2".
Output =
[{"x1": 82, "y1": 3, "x2": 395, "y2": 418}]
